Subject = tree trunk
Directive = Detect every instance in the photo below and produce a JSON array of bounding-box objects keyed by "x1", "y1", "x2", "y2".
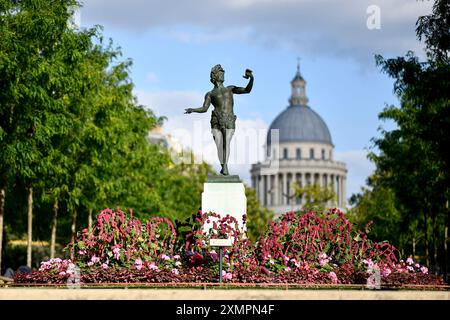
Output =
[
  {"x1": 27, "y1": 186, "x2": 33, "y2": 267},
  {"x1": 412, "y1": 234, "x2": 416, "y2": 259},
  {"x1": 424, "y1": 211, "x2": 430, "y2": 267},
  {"x1": 0, "y1": 187, "x2": 5, "y2": 271},
  {"x1": 432, "y1": 212, "x2": 438, "y2": 274},
  {"x1": 50, "y1": 200, "x2": 58, "y2": 259},
  {"x1": 88, "y1": 208, "x2": 93, "y2": 232},
  {"x1": 445, "y1": 200, "x2": 449, "y2": 282},
  {"x1": 70, "y1": 208, "x2": 77, "y2": 260}
]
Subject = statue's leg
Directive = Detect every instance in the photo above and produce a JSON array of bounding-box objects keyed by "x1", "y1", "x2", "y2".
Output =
[
  {"x1": 212, "y1": 129, "x2": 225, "y2": 173},
  {"x1": 222, "y1": 128, "x2": 235, "y2": 175}
]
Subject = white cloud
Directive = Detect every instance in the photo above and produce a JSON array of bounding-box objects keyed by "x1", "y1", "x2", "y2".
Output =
[
  {"x1": 81, "y1": 0, "x2": 433, "y2": 64},
  {"x1": 135, "y1": 89, "x2": 204, "y2": 118},
  {"x1": 334, "y1": 149, "x2": 375, "y2": 198},
  {"x1": 169, "y1": 27, "x2": 253, "y2": 44}
]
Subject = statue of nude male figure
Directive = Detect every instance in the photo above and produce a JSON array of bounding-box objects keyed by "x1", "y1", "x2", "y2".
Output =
[{"x1": 185, "y1": 64, "x2": 254, "y2": 175}]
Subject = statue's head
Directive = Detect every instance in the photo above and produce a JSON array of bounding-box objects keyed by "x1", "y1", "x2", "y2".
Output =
[{"x1": 210, "y1": 64, "x2": 225, "y2": 84}]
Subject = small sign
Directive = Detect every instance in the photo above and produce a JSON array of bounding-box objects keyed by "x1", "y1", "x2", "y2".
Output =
[{"x1": 209, "y1": 238, "x2": 233, "y2": 247}]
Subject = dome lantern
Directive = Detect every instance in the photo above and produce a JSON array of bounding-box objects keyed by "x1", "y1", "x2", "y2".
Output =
[{"x1": 289, "y1": 62, "x2": 308, "y2": 106}]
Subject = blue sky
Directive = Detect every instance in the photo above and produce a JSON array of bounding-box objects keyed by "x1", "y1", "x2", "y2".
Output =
[{"x1": 78, "y1": 0, "x2": 433, "y2": 201}]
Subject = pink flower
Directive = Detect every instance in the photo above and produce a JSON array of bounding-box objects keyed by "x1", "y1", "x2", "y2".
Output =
[
  {"x1": 420, "y1": 266, "x2": 428, "y2": 274},
  {"x1": 328, "y1": 271, "x2": 338, "y2": 283},
  {"x1": 171, "y1": 269, "x2": 179, "y2": 275},
  {"x1": 112, "y1": 247, "x2": 121, "y2": 260},
  {"x1": 134, "y1": 258, "x2": 143, "y2": 271},
  {"x1": 161, "y1": 254, "x2": 171, "y2": 261},
  {"x1": 382, "y1": 268, "x2": 391, "y2": 277},
  {"x1": 363, "y1": 259, "x2": 374, "y2": 268},
  {"x1": 66, "y1": 263, "x2": 77, "y2": 275},
  {"x1": 415, "y1": 263, "x2": 420, "y2": 268},
  {"x1": 407, "y1": 265, "x2": 414, "y2": 272},
  {"x1": 173, "y1": 255, "x2": 181, "y2": 260},
  {"x1": 285, "y1": 267, "x2": 291, "y2": 272},
  {"x1": 90, "y1": 255, "x2": 100, "y2": 264},
  {"x1": 269, "y1": 259, "x2": 275, "y2": 265},
  {"x1": 406, "y1": 257, "x2": 414, "y2": 265},
  {"x1": 149, "y1": 262, "x2": 159, "y2": 270},
  {"x1": 59, "y1": 271, "x2": 66, "y2": 277},
  {"x1": 222, "y1": 271, "x2": 233, "y2": 280},
  {"x1": 102, "y1": 263, "x2": 109, "y2": 269},
  {"x1": 78, "y1": 250, "x2": 86, "y2": 255},
  {"x1": 319, "y1": 253, "x2": 330, "y2": 266},
  {"x1": 290, "y1": 258, "x2": 300, "y2": 268},
  {"x1": 82, "y1": 228, "x2": 88, "y2": 233}
]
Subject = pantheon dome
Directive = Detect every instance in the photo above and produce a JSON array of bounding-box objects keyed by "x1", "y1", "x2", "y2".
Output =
[{"x1": 250, "y1": 64, "x2": 347, "y2": 215}]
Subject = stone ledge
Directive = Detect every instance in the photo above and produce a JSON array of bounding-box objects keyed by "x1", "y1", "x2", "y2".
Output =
[{"x1": 0, "y1": 288, "x2": 448, "y2": 300}]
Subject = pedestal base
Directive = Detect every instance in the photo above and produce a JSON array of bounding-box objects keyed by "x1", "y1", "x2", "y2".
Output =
[{"x1": 201, "y1": 175, "x2": 247, "y2": 235}]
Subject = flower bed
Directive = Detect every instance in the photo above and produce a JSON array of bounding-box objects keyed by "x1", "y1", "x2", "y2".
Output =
[{"x1": 14, "y1": 208, "x2": 446, "y2": 287}]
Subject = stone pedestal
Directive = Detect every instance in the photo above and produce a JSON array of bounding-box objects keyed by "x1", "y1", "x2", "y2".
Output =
[{"x1": 201, "y1": 175, "x2": 247, "y2": 235}]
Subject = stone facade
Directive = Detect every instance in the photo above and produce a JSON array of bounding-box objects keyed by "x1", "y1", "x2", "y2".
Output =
[{"x1": 250, "y1": 64, "x2": 347, "y2": 216}]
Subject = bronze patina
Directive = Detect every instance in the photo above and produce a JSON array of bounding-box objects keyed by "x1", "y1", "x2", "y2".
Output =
[{"x1": 185, "y1": 65, "x2": 253, "y2": 175}]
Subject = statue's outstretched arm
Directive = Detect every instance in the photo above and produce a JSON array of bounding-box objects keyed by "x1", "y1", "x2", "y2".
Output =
[
  {"x1": 185, "y1": 93, "x2": 211, "y2": 114},
  {"x1": 231, "y1": 69, "x2": 253, "y2": 94}
]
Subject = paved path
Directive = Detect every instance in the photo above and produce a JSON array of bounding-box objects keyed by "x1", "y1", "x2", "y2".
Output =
[{"x1": 0, "y1": 288, "x2": 448, "y2": 300}]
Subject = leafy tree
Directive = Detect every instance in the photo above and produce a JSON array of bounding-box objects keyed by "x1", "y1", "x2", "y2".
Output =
[
  {"x1": 293, "y1": 182, "x2": 336, "y2": 212},
  {"x1": 348, "y1": 174, "x2": 404, "y2": 249},
  {"x1": 245, "y1": 186, "x2": 274, "y2": 242},
  {"x1": 363, "y1": 0, "x2": 449, "y2": 276},
  {"x1": 0, "y1": 0, "x2": 84, "y2": 267}
]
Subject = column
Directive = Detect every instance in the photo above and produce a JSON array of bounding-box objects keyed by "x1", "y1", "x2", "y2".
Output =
[
  {"x1": 336, "y1": 175, "x2": 340, "y2": 207},
  {"x1": 274, "y1": 173, "x2": 279, "y2": 206},
  {"x1": 287, "y1": 173, "x2": 292, "y2": 206},
  {"x1": 255, "y1": 175, "x2": 259, "y2": 203},
  {"x1": 258, "y1": 175, "x2": 263, "y2": 205},
  {"x1": 267, "y1": 174, "x2": 272, "y2": 206},
  {"x1": 342, "y1": 176, "x2": 346, "y2": 208},
  {"x1": 278, "y1": 173, "x2": 283, "y2": 206}
]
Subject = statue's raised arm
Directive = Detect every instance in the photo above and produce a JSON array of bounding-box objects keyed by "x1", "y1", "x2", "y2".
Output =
[{"x1": 230, "y1": 69, "x2": 254, "y2": 94}]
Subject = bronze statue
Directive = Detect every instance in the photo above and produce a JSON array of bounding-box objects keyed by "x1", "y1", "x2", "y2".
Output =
[{"x1": 185, "y1": 65, "x2": 253, "y2": 175}]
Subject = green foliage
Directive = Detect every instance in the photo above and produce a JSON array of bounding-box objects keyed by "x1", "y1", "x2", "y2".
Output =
[
  {"x1": 0, "y1": 0, "x2": 217, "y2": 270},
  {"x1": 293, "y1": 182, "x2": 336, "y2": 212},
  {"x1": 348, "y1": 174, "x2": 403, "y2": 249},
  {"x1": 245, "y1": 187, "x2": 274, "y2": 242},
  {"x1": 353, "y1": 0, "x2": 450, "y2": 275}
]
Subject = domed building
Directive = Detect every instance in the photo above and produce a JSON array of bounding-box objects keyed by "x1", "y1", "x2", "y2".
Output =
[{"x1": 250, "y1": 64, "x2": 347, "y2": 215}]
